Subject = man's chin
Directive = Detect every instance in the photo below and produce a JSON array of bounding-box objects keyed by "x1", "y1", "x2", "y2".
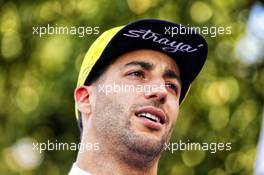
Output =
[
  {"x1": 135, "y1": 130, "x2": 163, "y2": 142},
  {"x1": 125, "y1": 129, "x2": 166, "y2": 156},
  {"x1": 118, "y1": 131, "x2": 165, "y2": 166}
]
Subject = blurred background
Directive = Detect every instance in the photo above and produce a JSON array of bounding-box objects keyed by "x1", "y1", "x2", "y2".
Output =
[{"x1": 1, "y1": 0, "x2": 264, "y2": 174}]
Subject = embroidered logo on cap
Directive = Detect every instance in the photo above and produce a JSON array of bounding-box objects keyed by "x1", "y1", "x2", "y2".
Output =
[{"x1": 123, "y1": 29, "x2": 204, "y2": 53}]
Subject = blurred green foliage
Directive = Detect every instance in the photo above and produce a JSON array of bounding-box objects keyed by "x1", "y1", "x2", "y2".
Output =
[{"x1": 0, "y1": 0, "x2": 264, "y2": 174}]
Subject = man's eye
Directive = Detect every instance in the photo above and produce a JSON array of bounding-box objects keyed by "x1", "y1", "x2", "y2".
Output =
[
  {"x1": 128, "y1": 71, "x2": 144, "y2": 78},
  {"x1": 166, "y1": 82, "x2": 178, "y2": 93}
]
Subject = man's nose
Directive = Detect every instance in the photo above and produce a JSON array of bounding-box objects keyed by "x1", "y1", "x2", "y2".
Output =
[{"x1": 144, "y1": 80, "x2": 167, "y2": 104}]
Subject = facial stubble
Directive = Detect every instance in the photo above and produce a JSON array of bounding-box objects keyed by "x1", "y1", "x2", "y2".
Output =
[{"x1": 91, "y1": 90, "x2": 173, "y2": 167}]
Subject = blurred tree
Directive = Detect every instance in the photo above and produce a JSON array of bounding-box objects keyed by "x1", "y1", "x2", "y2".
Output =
[{"x1": 0, "y1": 0, "x2": 263, "y2": 174}]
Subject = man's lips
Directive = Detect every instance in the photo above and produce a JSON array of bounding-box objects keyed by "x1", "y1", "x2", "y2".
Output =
[{"x1": 135, "y1": 106, "x2": 167, "y2": 130}]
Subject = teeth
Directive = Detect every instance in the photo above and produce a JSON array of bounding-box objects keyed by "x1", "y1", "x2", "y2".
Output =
[{"x1": 138, "y1": 113, "x2": 160, "y2": 123}]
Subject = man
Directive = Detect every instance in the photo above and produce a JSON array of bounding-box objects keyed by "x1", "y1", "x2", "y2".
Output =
[{"x1": 69, "y1": 19, "x2": 208, "y2": 175}]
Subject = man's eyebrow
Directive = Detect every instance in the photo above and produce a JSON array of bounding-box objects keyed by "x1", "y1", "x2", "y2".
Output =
[
  {"x1": 124, "y1": 61, "x2": 153, "y2": 70},
  {"x1": 164, "y1": 69, "x2": 182, "y2": 85}
]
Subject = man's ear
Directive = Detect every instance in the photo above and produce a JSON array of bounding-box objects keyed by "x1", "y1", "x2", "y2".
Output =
[{"x1": 74, "y1": 86, "x2": 92, "y2": 117}]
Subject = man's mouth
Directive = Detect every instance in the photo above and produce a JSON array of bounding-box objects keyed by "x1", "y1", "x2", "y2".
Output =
[
  {"x1": 137, "y1": 113, "x2": 161, "y2": 123},
  {"x1": 135, "y1": 106, "x2": 166, "y2": 130}
]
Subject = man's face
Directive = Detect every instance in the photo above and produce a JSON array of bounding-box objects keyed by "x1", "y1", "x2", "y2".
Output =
[{"x1": 91, "y1": 49, "x2": 181, "y2": 162}]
